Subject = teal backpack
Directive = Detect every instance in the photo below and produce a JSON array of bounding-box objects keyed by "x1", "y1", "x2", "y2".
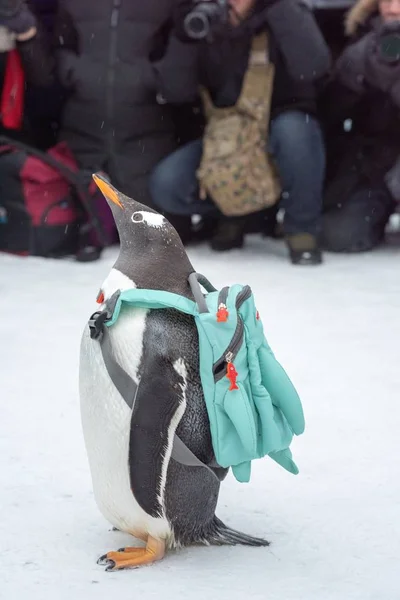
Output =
[{"x1": 88, "y1": 273, "x2": 305, "y2": 483}]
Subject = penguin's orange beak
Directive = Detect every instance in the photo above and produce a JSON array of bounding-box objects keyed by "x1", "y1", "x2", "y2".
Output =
[{"x1": 92, "y1": 173, "x2": 124, "y2": 209}]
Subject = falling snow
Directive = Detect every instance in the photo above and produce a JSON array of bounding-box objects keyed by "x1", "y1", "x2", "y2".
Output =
[{"x1": 1, "y1": 237, "x2": 399, "y2": 600}]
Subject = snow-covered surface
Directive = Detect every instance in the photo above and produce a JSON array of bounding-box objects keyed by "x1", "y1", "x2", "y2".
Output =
[{"x1": 1, "y1": 236, "x2": 400, "y2": 600}]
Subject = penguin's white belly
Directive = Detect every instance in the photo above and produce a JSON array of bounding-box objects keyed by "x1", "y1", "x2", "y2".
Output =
[{"x1": 79, "y1": 307, "x2": 171, "y2": 540}]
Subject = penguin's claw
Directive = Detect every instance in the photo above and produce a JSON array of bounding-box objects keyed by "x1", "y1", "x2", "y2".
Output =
[
  {"x1": 97, "y1": 554, "x2": 114, "y2": 566},
  {"x1": 98, "y1": 537, "x2": 165, "y2": 572}
]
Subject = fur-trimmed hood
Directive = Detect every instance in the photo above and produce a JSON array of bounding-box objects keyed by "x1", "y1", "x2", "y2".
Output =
[{"x1": 345, "y1": 0, "x2": 379, "y2": 36}]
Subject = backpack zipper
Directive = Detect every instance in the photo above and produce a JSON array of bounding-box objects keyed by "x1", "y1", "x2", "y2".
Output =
[
  {"x1": 235, "y1": 285, "x2": 252, "y2": 309},
  {"x1": 213, "y1": 286, "x2": 252, "y2": 380},
  {"x1": 218, "y1": 286, "x2": 229, "y2": 307},
  {"x1": 213, "y1": 316, "x2": 244, "y2": 382}
]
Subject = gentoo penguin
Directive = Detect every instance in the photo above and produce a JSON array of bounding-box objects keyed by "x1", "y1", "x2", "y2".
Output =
[{"x1": 79, "y1": 173, "x2": 269, "y2": 571}]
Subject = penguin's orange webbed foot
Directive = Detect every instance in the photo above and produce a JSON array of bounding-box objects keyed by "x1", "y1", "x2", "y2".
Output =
[{"x1": 98, "y1": 536, "x2": 165, "y2": 571}]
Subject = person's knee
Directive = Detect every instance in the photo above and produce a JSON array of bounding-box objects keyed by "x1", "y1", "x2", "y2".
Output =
[
  {"x1": 322, "y1": 207, "x2": 385, "y2": 253},
  {"x1": 322, "y1": 215, "x2": 372, "y2": 253},
  {"x1": 271, "y1": 111, "x2": 323, "y2": 145},
  {"x1": 322, "y1": 187, "x2": 394, "y2": 252},
  {"x1": 270, "y1": 112, "x2": 325, "y2": 198},
  {"x1": 270, "y1": 111, "x2": 325, "y2": 181},
  {"x1": 149, "y1": 140, "x2": 202, "y2": 212}
]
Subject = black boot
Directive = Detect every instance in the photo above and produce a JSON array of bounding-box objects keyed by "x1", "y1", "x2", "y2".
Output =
[
  {"x1": 286, "y1": 233, "x2": 323, "y2": 265},
  {"x1": 210, "y1": 216, "x2": 247, "y2": 252}
]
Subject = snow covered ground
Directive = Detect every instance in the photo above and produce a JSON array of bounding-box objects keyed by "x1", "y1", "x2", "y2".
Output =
[{"x1": 1, "y1": 236, "x2": 400, "y2": 600}]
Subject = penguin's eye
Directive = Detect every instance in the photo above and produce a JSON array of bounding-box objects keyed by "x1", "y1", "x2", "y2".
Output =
[{"x1": 131, "y1": 212, "x2": 144, "y2": 223}]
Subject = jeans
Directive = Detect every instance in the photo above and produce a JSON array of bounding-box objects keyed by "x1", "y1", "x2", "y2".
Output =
[{"x1": 149, "y1": 110, "x2": 326, "y2": 235}]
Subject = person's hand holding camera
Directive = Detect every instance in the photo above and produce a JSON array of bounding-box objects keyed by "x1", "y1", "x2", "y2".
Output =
[
  {"x1": 0, "y1": 0, "x2": 36, "y2": 42},
  {"x1": 229, "y1": 0, "x2": 256, "y2": 26},
  {"x1": 182, "y1": 0, "x2": 258, "y2": 40}
]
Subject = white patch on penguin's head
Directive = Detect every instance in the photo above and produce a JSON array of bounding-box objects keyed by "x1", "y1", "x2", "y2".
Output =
[{"x1": 131, "y1": 211, "x2": 166, "y2": 229}]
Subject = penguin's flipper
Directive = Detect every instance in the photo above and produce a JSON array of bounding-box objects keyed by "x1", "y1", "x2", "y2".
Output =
[
  {"x1": 98, "y1": 537, "x2": 165, "y2": 572},
  {"x1": 128, "y1": 348, "x2": 189, "y2": 519}
]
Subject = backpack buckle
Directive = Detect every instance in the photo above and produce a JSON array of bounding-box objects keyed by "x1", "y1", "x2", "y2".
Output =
[
  {"x1": 88, "y1": 310, "x2": 109, "y2": 340},
  {"x1": 88, "y1": 290, "x2": 121, "y2": 340}
]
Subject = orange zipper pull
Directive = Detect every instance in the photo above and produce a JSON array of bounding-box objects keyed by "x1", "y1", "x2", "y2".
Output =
[
  {"x1": 217, "y1": 303, "x2": 229, "y2": 322},
  {"x1": 226, "y1": 352, "x2": 239, "y2": 391},
  {"x1": 96, "y1": 291, "x2": 104, "y2": 304}
]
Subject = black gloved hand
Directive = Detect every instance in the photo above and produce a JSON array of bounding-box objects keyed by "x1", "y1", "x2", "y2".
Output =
[{"x1": 0, "y1": 1, "x2": 35, "y2": 35}]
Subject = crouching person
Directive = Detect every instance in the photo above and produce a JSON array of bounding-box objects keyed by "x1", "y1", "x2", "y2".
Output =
[
  {"x1": 320, "y1": 0, "x2": 400, "y2": 252},
  {"x1": 150, "y1": 0, "x2": 331, "y2": 265}
]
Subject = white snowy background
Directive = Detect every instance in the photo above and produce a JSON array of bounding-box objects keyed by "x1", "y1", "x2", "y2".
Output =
[{"x1": 1, "y1": 234, "x2": 400, "y2": 600}]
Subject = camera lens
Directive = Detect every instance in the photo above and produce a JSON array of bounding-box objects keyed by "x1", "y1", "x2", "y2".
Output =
[
  {"x1": 379, "y1": 33, "x2": 400, "y2": 62},
  {"x1": 183, "y1": 11, "x2": 210, "y2": 39}
]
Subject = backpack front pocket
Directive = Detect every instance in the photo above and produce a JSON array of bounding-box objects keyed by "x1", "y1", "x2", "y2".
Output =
[
  {"x1": 222, "y1": 382, "x2": 258, "y2": 458},
  {"x1": 212, "y1": 316, "x2": 258, "y2": 461}
]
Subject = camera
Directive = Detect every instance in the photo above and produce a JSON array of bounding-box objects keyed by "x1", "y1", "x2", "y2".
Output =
[
  {"x1": 183, "y1": 0, "x2": 230, "y2": 40},
  {"x1": 378, "y1": 32, "x2": 400, "y2": 62}
]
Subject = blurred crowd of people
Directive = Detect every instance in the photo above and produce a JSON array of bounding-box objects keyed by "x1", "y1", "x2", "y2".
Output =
[{"x1": 0, "y1": 0, "x2": 399, "y2": 265}]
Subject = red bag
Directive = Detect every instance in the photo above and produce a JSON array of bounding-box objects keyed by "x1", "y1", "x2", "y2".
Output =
[
  {"x1": 0, "y1": 49, "x2": 24, "y2": 130},
  {"x1": 0, "y1": 137, "x2": 111, "y2": 258}
]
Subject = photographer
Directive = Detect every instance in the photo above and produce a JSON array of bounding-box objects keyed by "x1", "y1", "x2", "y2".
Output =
[
  {"x1": 150, "y1": 0, "x2": 331, "y2": 265},
  {"x1": 0, "y1": 0, "x2": 52, "y2": 135},
  {"x1": 0, "y1": 1, "x2": 204, "y2": 207},
  {"x1": 321, "y1": 0, "x2": 400, "y2": 252}
]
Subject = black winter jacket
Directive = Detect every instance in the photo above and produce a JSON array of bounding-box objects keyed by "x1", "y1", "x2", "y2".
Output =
[{"x1": 46, "y1": 0, "x2": 199, "y2": 204}]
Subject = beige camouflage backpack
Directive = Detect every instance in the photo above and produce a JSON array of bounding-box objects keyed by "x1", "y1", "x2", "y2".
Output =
[{"x1": 196, "y1": 32, "x2": 281, "y2": 217}]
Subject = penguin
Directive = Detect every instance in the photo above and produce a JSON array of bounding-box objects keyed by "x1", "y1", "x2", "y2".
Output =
[{"x1": 79, "y1": 173, "x2": 269, "y2": 572}]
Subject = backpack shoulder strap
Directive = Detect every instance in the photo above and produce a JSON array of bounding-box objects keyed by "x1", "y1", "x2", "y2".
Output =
[
  {"x1": 96, "y1": 273, "x2": 218, "y2": 329},
  {"x1": 236, "y1": 31, "x2": 274, "y2": 117},
  {"x1": 106, "y1": 288, "x2": 199, "y2": 327},
  {"x1": 89, "y1": 300, "x2": 219, "y2": 481}
]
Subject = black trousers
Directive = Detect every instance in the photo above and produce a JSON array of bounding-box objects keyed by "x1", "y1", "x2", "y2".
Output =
[{"x1": 321, "y1": 186, "x2": 395, "y2": 253}]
